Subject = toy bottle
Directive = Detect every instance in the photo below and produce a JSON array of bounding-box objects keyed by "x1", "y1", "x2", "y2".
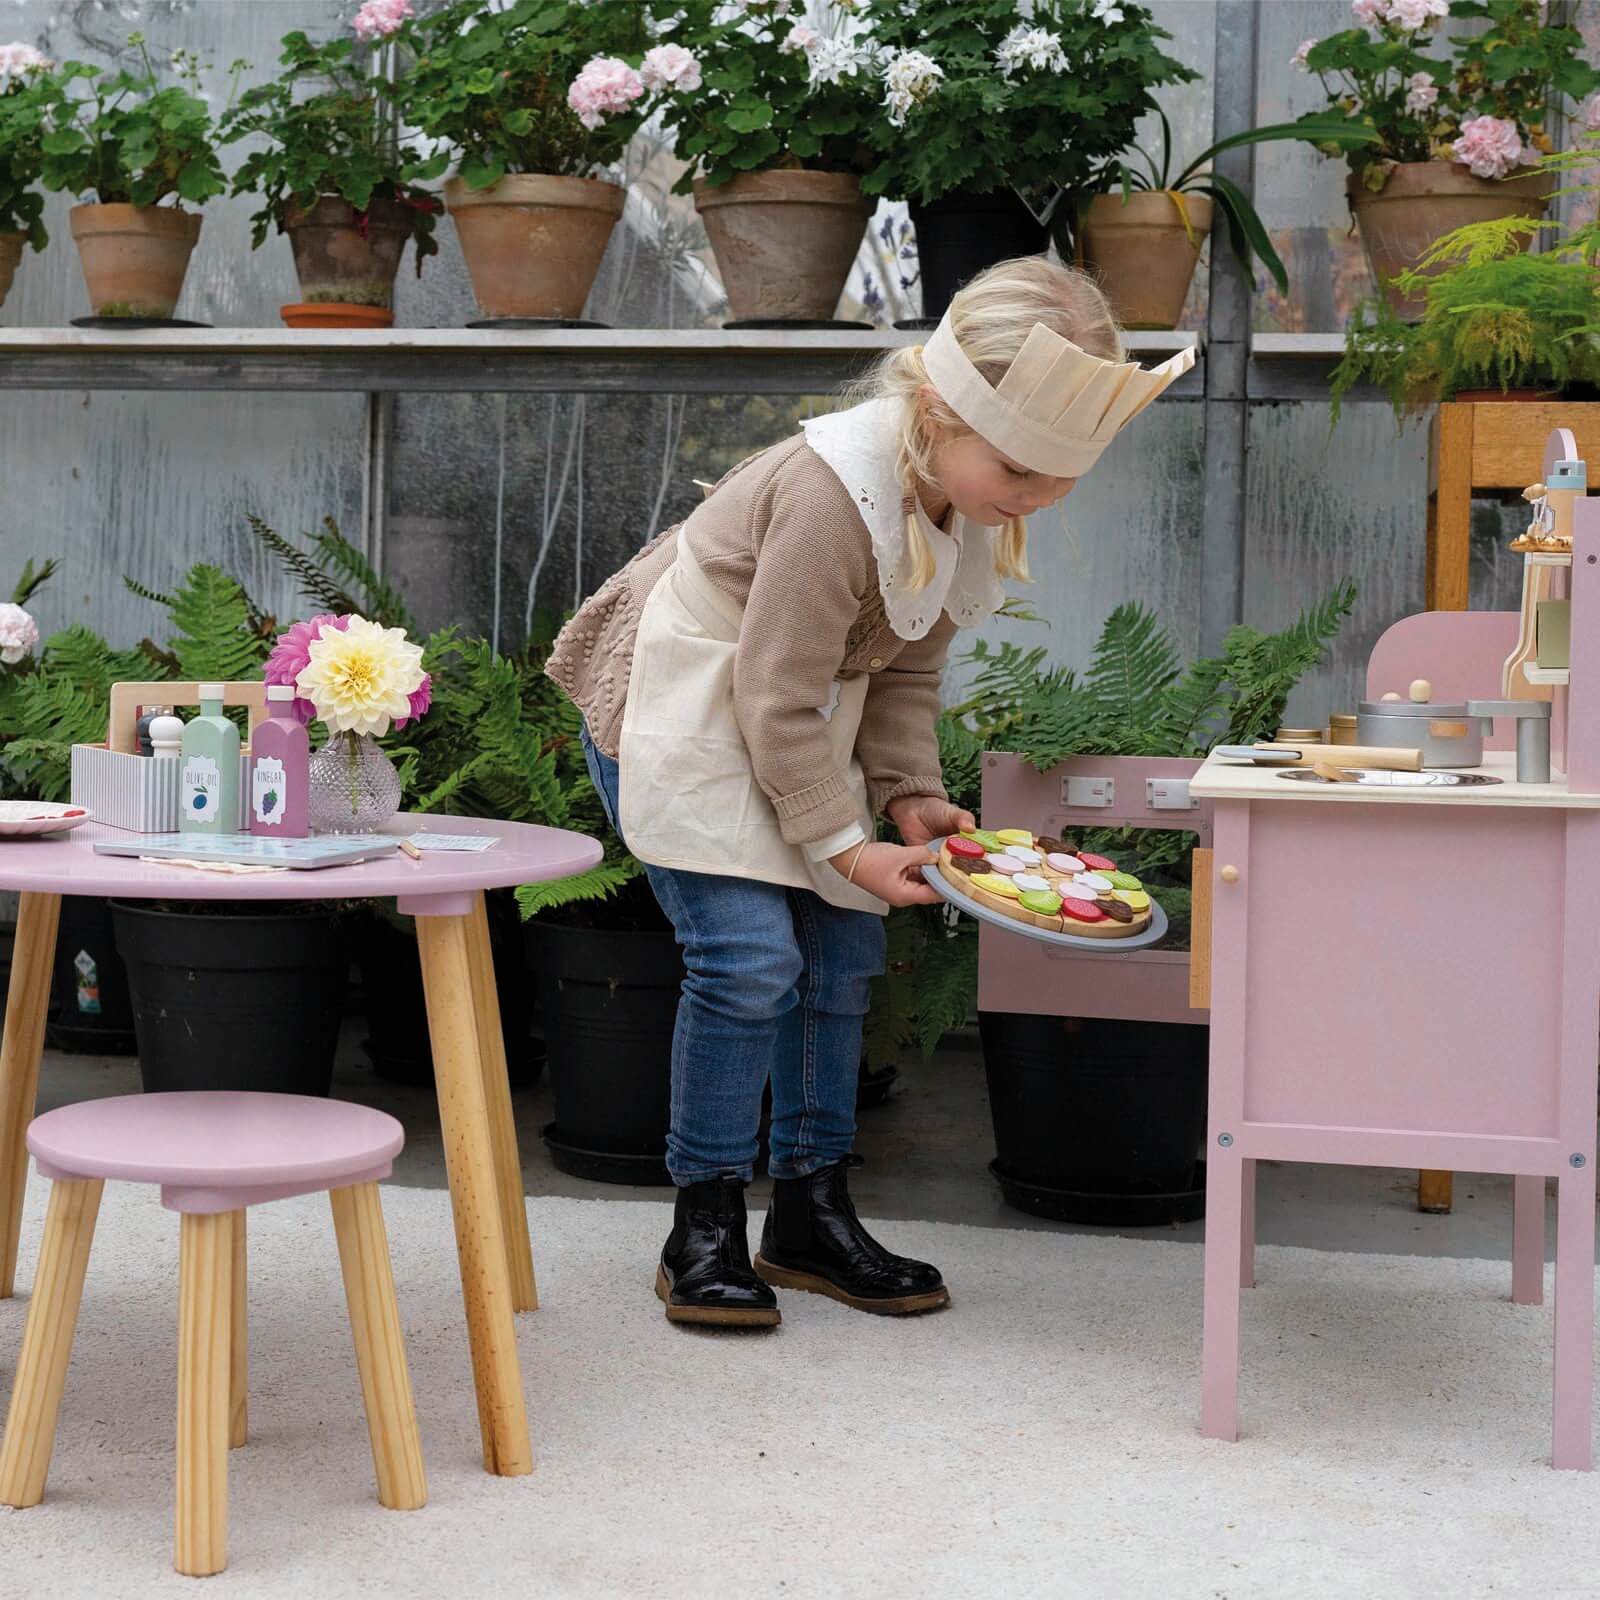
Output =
[
  {"x1": 249, "y1": 683, "x2": 309, "y2": 838},
  {"x1": 179, "y1": 682, "x2": 240, "y2": 835}
]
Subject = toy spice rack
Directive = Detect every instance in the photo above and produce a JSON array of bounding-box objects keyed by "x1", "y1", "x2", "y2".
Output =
[
  {"x1": 69, "y1": 681, "x2": 267, "y2": 832},
  {"x1": 1503, "y1": 426, "x2": 1582, "y2": 697}
]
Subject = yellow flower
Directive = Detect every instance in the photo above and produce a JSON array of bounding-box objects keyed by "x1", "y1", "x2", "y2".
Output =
[{"x1": 296, "y1": 614, "x2": 425, "y2": 737}]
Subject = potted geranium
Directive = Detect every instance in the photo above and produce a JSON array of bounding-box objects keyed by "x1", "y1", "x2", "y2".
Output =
[
  {"x1": 401, "y1": 0, "x2": 661, "y2": 323},
  {"x1": 37, "y1": 34, "x2": 237, "y2": 321},
  {"x1": 648, "y1": 2, "x2": 876, "y2": 325},
  {"x1": 221, "y1": 6, "x2": 440, "y2": 328},
  {"x1": 1292, "y1": 0, "x2": 1599, "y2": 318},
  {"x1": 0, "y1": 42, "x2": 55, "y2": 311},
  {"x1": 1076, "y1": 111, "x2": 1382, "y2": 330},
  {"x1": 264, "y1": 610, "x2": 430, "y2": 832},
  {"x1": 1331, "y1": 141, "x2": 1600, "y2": 419},
  {"x1": 856, "y1": 0, "x2": 1195, "y2": 323}
]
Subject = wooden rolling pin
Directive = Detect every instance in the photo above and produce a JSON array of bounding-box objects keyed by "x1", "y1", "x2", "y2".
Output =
[{"x1": 1256, "y1": 742, "x2": 1424, "y2": 771}]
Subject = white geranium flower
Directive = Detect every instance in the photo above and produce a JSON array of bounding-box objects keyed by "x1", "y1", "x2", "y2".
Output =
[
  {"x1": 1092, "y1": 0, "x2": 1126, "y2": 24},
  {"x1": 995, "y1": 25, "x2": 1068, "y2": 77},
  {"x1": 1404, "y1": 71, "x2": 1438, "y2": 113},
  {"x1": 883, "y1": 48, "x2": 944, "y2": 128},
  {"x1": 0, "y1": 41, "x2": 52, "y2": 81},
  {"x1": 0, "y1": 602, "x2": 40, "y2": 665},
  {"x1": 807, "y1": 37, "x2": 862, "y2": 87}
]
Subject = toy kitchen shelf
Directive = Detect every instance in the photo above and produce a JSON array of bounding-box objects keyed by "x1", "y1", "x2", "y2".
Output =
[
  {"x1": 1186, "y1": 427, "x2": 1600, "y2": 1469},
  {"x1": 0, "y1": 326, "x2": 1201, "y2": 396}
]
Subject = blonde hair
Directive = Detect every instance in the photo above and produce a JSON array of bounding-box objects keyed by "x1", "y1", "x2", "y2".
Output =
[{"x1": 846, "y1": 255, "x2": 1124, "y2": 591}]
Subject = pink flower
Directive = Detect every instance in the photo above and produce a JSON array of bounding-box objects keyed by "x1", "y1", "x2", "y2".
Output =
[
  {"x1": 394, "y1": 674, "x2": 431, "y2": 730},
  {"x1": 352, "y1": 0, "x2": 412, "y2": 44},
  {"x1": 1290, "y1": 38, "x2": 1317, "y2": 72},
  {"x1": 0, "y1": 601, "x2": 39, "y2": 665},
  {"x1": 0, "y1": 42, "x2": 53, "y2": 81},
  {"x1": 1452, "y1": 114, "x2": 1526, "y2": 179},
  {"x1": 1352, "y1": 0, "x2": 1387, "y2": 24},
  {"x1": 1582, "y1": 94, "x2": 1600, "y2": 133},
  {"x1": 567, "y1": 56, "x2": 644, "y2": 131},
  {"x1": 266, "y1": 612, "x2": 350, "y2": 725},
  {"x1": 639, "y1": 43, "x2": 701, "y2": 93},
  {"x1": 1405, "y1": 71, "x2": 1439, "y2": 113},
  {"x1": 1388, "y1": 0, "x2": 1447, "y2": 27},
  {"x1": 782, "y1": 24, "x2": 822, "y2": 53}
]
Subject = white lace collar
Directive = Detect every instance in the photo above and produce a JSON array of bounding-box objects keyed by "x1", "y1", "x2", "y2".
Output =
[{"x1": 800, "y1": 398, "x2": 1008, "y2": 641}]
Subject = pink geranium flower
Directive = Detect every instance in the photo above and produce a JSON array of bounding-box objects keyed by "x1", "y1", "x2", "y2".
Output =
[
  {"x1": 568, "y1": 56, "x2": 644, "y2": 131},
  {"x1": 1452, "y1": 114, "x2": 1526, "y2": 179},
  {"x1": 353, "y1": 0, "x2": 412, "y2": 44},
  {"x1": 265, "y1": 613, "x2": 350, "y2": 724},
  {"x1": 640, "y1": 43, "x2": 702, "y2": 94}
]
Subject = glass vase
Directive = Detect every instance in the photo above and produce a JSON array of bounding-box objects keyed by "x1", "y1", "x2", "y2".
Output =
[{"x1": 308, "y1": 730, "x2": 401, "y2": 834}]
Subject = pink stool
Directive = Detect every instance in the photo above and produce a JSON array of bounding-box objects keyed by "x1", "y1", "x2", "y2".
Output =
[{"x1": 0, "y1": 1092, "x2": 426, "y2": 1576}]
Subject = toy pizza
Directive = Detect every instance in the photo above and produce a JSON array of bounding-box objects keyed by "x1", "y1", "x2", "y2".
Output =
[{"x1": 933, "y1": 829, "x2": 1154, "y2": 940}]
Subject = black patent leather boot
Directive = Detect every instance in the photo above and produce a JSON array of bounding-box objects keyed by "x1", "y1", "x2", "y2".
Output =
[
  {"x1": 755, "y1": 1158, "x2": 949, "y2": 1315},
  {"x1": 656, "y1": 1176, "x2": 780, "y2": 1328}
]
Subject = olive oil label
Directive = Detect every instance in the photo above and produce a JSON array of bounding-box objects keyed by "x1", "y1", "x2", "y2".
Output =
[
  {"x1": 252, "y1": 757, "x2": 287, "y2": 826},
  {"x1": 182, "y1": 755, "x2": 221, "y2": 823}
]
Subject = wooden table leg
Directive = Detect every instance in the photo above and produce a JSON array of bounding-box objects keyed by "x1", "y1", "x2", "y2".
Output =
[
  {"x1": 1417, "y1": 1170, "x2": 1454, "y2": 1214},
  {"x1": 1429, "y1": 403, "x2": 1474, "y2": 613},
  {"x1": 229, "y1": 1211, "x2": 248, "y2": 1448},
  {"x1": 176, "y1": 1209, "x2": 233, "y2": 1577},
  {"x1": 0, "y1": 891, "x2": 62, "y2": 1299},
  {"x1": 0, "y1": 1176, "x2": 103, "y2": 1508},
  {"x1": 416, "y1": 911, "x2": 533, "y2": 1477},
  {"x1": 467, "y1": 893, "x2": 537, "y2": 1313}
]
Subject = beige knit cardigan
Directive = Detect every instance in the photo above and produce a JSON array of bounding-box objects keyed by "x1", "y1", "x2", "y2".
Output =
[{"x1": 546, "y1": 432, "x2": 959, "y2": 847}]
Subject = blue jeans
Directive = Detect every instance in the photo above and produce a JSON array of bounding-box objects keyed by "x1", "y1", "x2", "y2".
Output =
[{"x1": 580, "y1": 723, "x2": 885, "y2": 1185}]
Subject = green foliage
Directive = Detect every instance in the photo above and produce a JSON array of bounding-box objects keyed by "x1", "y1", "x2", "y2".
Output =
[
  {"x1": 0, "y1": 55, "x2": 55, "y2": 246},
  {"x1": 221, "y1": 30, "x2": 438, "y2": 262},
  {"x1": 10, "y1": 557, "x2": 57, "y2": 608},
  {"x1": 37, "y1": 38, "x2": 240, "y2": 207},
  {"x1": 652, "y1": 2, "x2": 877, "y2": 193},
  {"x1": 857, "y1": 0, "x2": 1196, "y2": 210},
  {"x1": 164, "y1": 564, "x2": 271, "y2": 684},
  {"x1": 1331, "y1": 139, "x2": 1600, "y2": 421},
  {"x1": 402, "y1": 0, "x2": 659, "y2": 187},
  {"x1": 1293, "y1": 0, "x2": 1598, "y2": 187}
]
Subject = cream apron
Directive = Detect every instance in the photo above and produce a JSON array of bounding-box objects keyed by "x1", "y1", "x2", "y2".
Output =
[{"x1": 617, "y1": 530, "x2": 887, "y2": 915}]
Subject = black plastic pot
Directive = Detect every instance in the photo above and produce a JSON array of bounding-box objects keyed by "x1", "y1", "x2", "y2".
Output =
[
  {"x1": 358, "y1": 897, "x2": 540, "y2": 1088},
  {"x1": 979, "y1": 1011, "x2": 1209, "y2": 1226},
  {"x1": 526, "y1": 919, "x2": 685, "y2": 1186},
  {"x1": 47, "y1": 896, "x2": 137, "y2": 1055},
  {"x1": 111, "y1": 901, "x2": 347, "y2": 1095},
  {"x1": 908, "y1": 189, "x2": 1049, "y2": 321}
]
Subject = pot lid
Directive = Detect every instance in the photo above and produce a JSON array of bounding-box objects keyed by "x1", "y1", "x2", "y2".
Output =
[{"x1": 1358, "y1": 699, "x2": 1469, "y2": 717}]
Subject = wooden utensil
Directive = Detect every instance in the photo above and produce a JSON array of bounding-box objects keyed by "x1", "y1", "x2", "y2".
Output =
[
  {"x1": 1310, "y1": 761, "x2": 1359, "y2": 783},
  {"x1": 1255, "y1": 742, "x2": 1424, "y2": 772}
]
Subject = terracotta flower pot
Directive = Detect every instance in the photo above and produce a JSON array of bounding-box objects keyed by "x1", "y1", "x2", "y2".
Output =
[
  {"x1": 1079, "y1": 191, "x2": 1214, "y2": 331},
  {"x1": 281, "y1": 302, "x2": 394, "y2": 329},
  {"x1": 445, "y1": 173, "x2": 624, "y2": 321},
  {"x1": 0, "y1": 232, "x2": 22, "y2": 311},
  {"x1": 1347, "y1": 161, "x2": 1550, "y2": 320},
  {"x1": 693, "y1": 169, "x2": 870, "y2": 323},
  {"x1": 284, "y1": 194, "x2": 411, "y2": 311},
  {"x1": 68, "y1": 202, "x2": 202, "y2": 320}
]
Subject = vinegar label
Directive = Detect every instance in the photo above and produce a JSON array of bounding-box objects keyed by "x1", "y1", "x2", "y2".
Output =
[{"x1": 252, "y1": 756, "x2": 287, "y2": 826}]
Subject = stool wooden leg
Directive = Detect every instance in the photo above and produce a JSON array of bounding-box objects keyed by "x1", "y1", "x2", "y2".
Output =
[
  {"x1": 330, "y1": 1182, "x2": 427, "y2": 1511},
  {"x1": 230, "y1": 1211, "x2": 248, "y2": 1448},
  {"x1": 468, "y1": 893, "x2": 538, "y2": 1313},
  {"x1": 0, "y1": 891, "x2": 62, "y2": 1299},
  {"x1": 0, "y1": 1176, "x2": 103, "y2": 1507},
  {"x1": 416, "y1": 912, "x2": 532, "y2": 1477},
  {"x1": 1418, "y1": 1170, "x2": 1454, "y2": 1213},
  {"x1": 175, "y1": 1210, "x2": 233, "y2": 1577}
]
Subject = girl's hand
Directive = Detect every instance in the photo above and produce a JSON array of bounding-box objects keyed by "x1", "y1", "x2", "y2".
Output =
[
  {"x1": 828, "y1": 840, "x2": 942, "y2": 906},
  {"x1": 885, "y1": 795, "x2": 977, "y2": 849}
]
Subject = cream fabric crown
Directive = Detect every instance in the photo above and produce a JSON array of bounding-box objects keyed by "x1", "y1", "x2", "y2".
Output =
[{"x1": 922, "y1": 310, "x2": 1196, "y2": 478}]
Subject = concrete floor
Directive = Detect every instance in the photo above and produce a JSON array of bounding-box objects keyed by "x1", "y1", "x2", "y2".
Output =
[{"x1": 32, "y1": 1018, "x2": 1577, "y2": 1265}]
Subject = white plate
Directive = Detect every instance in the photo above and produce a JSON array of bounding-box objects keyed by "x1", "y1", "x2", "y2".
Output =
[{"x1": 0, "y1": 802, "x2": 94, "y2": 838}]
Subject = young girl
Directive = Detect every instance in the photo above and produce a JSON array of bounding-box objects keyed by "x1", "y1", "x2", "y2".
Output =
[{"x1": 548, "y1": 255, "x2": 1192, "y2": 1328}]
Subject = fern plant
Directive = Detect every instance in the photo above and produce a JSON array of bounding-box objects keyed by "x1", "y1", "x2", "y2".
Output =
[
  {"x1": 1331, "y1": 140, "x2": 1600, "y2": 422},
  {"x1": 865, "y1": 584, "x2": 1356, "y2": 1069}
]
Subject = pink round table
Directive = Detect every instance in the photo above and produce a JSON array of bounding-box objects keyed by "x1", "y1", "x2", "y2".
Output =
[{"x1": 0, "y1": 812, "x2": 601, "y2": 1478}]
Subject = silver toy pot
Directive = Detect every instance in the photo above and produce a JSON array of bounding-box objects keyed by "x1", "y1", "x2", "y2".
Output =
[{"x1": 1356, "y1": 699, "x2": 1482, "y2": 767}]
